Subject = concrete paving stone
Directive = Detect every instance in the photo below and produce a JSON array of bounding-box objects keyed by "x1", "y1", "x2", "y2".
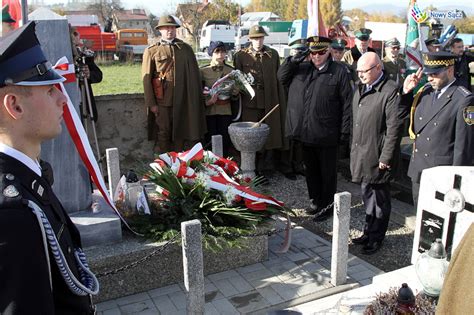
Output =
[
  {"x1": 317, "y1": 249, "x2": 333, "y2": 260},
  {"x1": 102, "y1": 308, "x2": 122, "y2": 315},
  {"x1": 212, "y1": 296, "x2": 240, "y2": 314},
  {"x1": 286, "y1": 251, "x2": 310, "y2": 262},
  {"x1": 115, "y1": 292, "x2": 151, "y2": 307},
  {"x1": 213, "y1": 278, "x2": 239, "y2": 297},
  {"x1": 262, "y1": 256, "x2": 291, "y2": 268},
  {"x1": 96, "y1": 299, "x2": 119, "y2": 312},
  {"x1": 240, "y1": 267, "x2": 274, "y2": 281},
  {"x1": 205, "y1": 282, "x2": 218, "y2": 293},
  {"x1": 205, "y1": 290, "x2": 225, "y2": 303},
  {"x1": 152, "y1": 295, "x2": 177, "y2": 314},
  {"x1": 350, "y1": 270, "x2": 377, "y2": 282},
  {"x1": 204, "y1": 303, "x2": 221, "y2": 315},
  {"x1": 298, "y1": 237, "x2": 317, "y2": 249},
  {"x1": 288, "y1": 268, "x2": 314, "y2": 279},
  {"x1": 228, "y1": 275, "x2": 254, "y2": 293},
  {"x1": 229, "y1": 290, "x2": 271, "y2": 313},
  {"x1": 257, "y1": 286, "x2": 285, "y2": 305},
  {"x1": 294, "y1": 257, "x2": 313, "y2": 266},
  {"x1": 207, "y1": 269, "x2": 240, "y2": 282},
  {"x1": 359, "y1": 278, "x2": 373, "y2": 286},
  {"x1": 316, "y1": 258, "x2": 331, "y2": 269},
  {"x1": 270, "y1": 282, "x2": 300, "y2": 301},
  {"x1": 348, "y1": 257, "x2": 363, "y2": 266},
  {"x1": 236, "y1": 262, "x2": 265, "y2": 274},
  {"x1": 296, "y1": 282, "x2": 327, "y2": 297},
  {"x1": 130, "y1": 309, "x2": 159, "y2": 315},
  {"x1": 283, "y1": 275, "x2": 316, "y2": 286},
  {"x1": 347, "y1": 264, "x2": 369, "y2": 275},
  {"x1": 248, "y1": 275, "x2": 285, "y2": 289},
  {"x1": 147, "y1": 284, "x2": 182, "y2": 298},
  {"x1": 119, "y1": 299, "x2": 157, "y2": 314},
  {"x1": 300, "y1": 261, "x2": 326, "y2": 273},
  {"x1": 168, "y1": 291, "x2": 186, "y2": 309},
  {"x1": 276, "y1": 271, "x2": 298, "y2": 282}
]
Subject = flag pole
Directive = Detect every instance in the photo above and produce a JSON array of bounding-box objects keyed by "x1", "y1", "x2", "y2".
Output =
[{"x1": 21, "y1": 0, "x2": 28, "y2": 26}]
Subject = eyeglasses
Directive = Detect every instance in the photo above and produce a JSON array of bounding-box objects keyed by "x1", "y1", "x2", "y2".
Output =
[
  {"x1": 356, "y1": 64, "x2": 378, "y2": 74},
  {"x1": 310, "y1": 49, "x2": 328, "y2": 56}
]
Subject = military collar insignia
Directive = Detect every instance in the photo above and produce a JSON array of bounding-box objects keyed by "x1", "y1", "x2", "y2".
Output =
[
  {"x1": 3, "y1": 184, "x2": 19, "y2": 198},
  {"x1": 463, "y1": 106, "x2": 474, "y2": 125}
]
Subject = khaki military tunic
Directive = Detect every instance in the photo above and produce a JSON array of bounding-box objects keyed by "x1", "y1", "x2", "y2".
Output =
[{"x1": 200, "y1": 61, "x2": 233, "y2": 116}]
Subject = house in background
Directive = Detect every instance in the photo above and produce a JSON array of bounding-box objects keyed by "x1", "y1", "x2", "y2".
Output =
[
  {"x1": 175, "y1": 0, "x2": 209, "y2": 44},
  {"x1": 112, "y1": 9, "x2": 149, "y2": 32}
]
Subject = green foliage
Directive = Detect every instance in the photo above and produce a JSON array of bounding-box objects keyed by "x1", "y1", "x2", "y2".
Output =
[
  {"x1": 93, "y1": 62, "x2": 142, "y2": 95},
  {"x1": 320, "y1": 0, "x2": 342, "y2": 27}
]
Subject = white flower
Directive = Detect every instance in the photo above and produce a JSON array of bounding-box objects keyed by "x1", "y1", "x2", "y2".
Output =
[{"x1": 223, "y1": 186, "x2": 238, "y2": 206}]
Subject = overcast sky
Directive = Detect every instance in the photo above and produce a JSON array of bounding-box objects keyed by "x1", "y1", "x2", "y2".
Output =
[{"x1": 40, "y1": 0, "x2": 474, "y2": 17}]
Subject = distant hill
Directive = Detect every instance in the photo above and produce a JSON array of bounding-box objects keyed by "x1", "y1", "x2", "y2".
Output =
[{"x1": 343, "y1": 3, "x2": 473, "y2": 16}]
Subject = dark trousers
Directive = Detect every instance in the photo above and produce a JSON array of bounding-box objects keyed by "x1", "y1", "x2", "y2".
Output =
[
  {"x1": 302, "y1": 145, "x2": 338, "y2": 209},
  {"x1": 361, "y1": 182, "x2": 392, "y2": 243},
  {"x1": 412, "y1": 180, "x2": 420, "y2": 211},
  {"x1": 205, "y1": 115, "x2": 232, "y2": 157}
]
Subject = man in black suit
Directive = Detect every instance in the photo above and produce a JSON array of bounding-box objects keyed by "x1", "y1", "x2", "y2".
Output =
[
  {"x1": 402, "y1": 52, "x2": 474, "y2": 207},
  {"x1": 0, "y1": 22, "x2": 97, "y2": 314}
]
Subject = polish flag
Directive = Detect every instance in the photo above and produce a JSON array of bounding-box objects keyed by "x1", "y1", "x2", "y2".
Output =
[{"x1": 307, "y1": 0, "x2": 327, "y2": 37}]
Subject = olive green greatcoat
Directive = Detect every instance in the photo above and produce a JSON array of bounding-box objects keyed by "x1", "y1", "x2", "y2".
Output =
[
  {"x1": 142, "y1": 38, "x2": 206, "y2": 145},
  {"x1": 233, "y1": 45, "x2": 288, "y2": 150},
  {"x1": 382, "y1": 55, "x2": 406, "y2": 87},
  {"x1": 437, "y1": 223, "x2": 474, "y2": 314}
]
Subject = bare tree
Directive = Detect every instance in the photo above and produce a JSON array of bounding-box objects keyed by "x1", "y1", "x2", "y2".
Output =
[{"x1": 87, "y1": 0, "x2": 124, "y2": 27}]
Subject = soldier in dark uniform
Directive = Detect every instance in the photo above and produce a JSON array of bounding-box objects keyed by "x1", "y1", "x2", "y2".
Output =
[
  {"x1": 200, "y1": 41, "x2": 237, "y2": 156},
  {"x1": 382, "y1": 37, "x2": 406, "y2": 88},
  {"x1": 402, "y1": 52, "x2": 474, "y2": 207},
  {"x1": 425, "y1": 38, "x2": 441, "y2": 53},
  {"x1": 0, "y1": 22, "x2": 98, "y2": 314},
  {"x1": 142, "y1": 15, "x2": 206, "y2": 153},
  {"x1": 233, "y1": 25, "x2": 288, "y2": 176},
  {"x1": 330, "y1": 38, "x2": 347, "y2": 62},
  {"x1": 450, "y1": 38, "x2": 474, "y2": 91},
  {"x1": 278, "y1": 36, "x2": 353, "y2": 221}
]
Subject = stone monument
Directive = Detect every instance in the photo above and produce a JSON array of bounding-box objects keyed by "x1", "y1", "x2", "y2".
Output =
[{"x1": 411, "y1": 166, "x2": 474, "y2": 263}]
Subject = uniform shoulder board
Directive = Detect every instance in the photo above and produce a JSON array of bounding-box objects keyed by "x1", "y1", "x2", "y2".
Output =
[
  {"x1": 457, "y1": 86, "x2": 472, "y2": 97},
  {"x1": 200, "y1": 63, "x2": 211, "y2": 69},
  {"x1": 0, "y1": 173, "x2": 24, "y2": 210}
]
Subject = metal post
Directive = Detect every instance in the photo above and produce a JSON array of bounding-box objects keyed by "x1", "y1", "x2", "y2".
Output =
[
  {"x1": 106, "y1": 148, "x2": 121, "y2": 199},
  {"x1": 181, "y1": 219, "x2": 205, "y2": 314},
  {"x1": 331, "y1": 192, "x2": 351, "y2": 286}
]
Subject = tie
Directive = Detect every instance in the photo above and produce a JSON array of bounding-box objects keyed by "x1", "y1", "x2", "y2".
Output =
[{"x1": 432, "y1": 90, "x2": 440, "y2": 105}]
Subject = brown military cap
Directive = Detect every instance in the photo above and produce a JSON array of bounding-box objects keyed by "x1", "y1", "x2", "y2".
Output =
[
  {"x1": 156, "y1": 15, "x2": 180, "y2": 29},
  {"x1": 248, "y1": 25, "x2": 268, "y2": 38}
]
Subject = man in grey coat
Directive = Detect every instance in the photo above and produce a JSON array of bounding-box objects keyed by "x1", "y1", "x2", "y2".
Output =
[{"x1": 350, "y1": 52, "x2": 401, "y2": 255}]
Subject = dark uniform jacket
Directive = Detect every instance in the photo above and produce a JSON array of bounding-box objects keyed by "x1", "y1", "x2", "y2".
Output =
[
  {"x1": 350, "y1": 76, "x2": 401, "y2": 184},
  {"x1": 405, "y1": 83, "x2": 474, "y2": 183},
  {"x1": 454, "y1": 52, "x2": 474, "y2": 92},
  {"x1": 382, "y1": 56, "x2": 406, "y2": 87},
  {"x1": 278, "y1": 56, "x2": 353, "y2": 147},
  {"x1": 0, "y1": 154, "x2": 94, "y2": 314},
  {"x1": 142, "y1": 38, "x2": 206, "y2": 142},
  {"x1": 233, "y1": 45, "x2": 288, "y2": 150}
]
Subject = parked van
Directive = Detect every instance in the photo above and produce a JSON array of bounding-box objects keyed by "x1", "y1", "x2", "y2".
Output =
[{"x1": 199, "y1": 20, "x2": 235, "y2": 52}]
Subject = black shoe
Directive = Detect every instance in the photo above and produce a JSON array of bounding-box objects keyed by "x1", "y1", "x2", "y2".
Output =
[
  {"x1": 313, "y1": 209, "x2": 333, "y2": 222},
  {"x1": 352, "y1": 234, "x2": 369, "y2": 245},
  {"x1": 362, "y1": 241, "x2": 383, "y2": 255},
  {"x1": 305, "y1": 203, "x2": 318, "y2": 215},
  {"x1": 283, "y1": 172, "x2": 297, "y2": 180}
]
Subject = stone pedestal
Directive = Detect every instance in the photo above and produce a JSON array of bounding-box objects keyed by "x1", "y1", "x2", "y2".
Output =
[{"x1": 228, "y1": 122, "x2": 270, "y2": 178}]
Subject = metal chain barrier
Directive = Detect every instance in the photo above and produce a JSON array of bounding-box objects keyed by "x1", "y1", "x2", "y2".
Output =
[
  {"x1": 96, "y1": 231, "x2": 181, "y2": 278},
  {"x1": 94, "y1": 200, "x2": 364, "y2": 277}
]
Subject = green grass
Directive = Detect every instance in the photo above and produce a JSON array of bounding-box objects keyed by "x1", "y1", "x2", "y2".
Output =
[{"x1": 94, "y1": 63, "x2": 143, "y2": 95}]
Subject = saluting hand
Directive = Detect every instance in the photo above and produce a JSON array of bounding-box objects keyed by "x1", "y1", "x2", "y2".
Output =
[
  {"x1": 379, "y1": 162, "x2": 390, "y2": 170},
  {"x1": 403, "y1": 67, "x2": 423, "y2": 94}
]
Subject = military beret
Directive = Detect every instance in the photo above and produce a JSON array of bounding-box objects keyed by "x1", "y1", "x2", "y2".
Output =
[
  {"x1": 422, "y1": 52, "x2": 455, "y2": 74},
  {"x1": 385, "y1": 37, "x2": 401, "y2": 48},
  {"x1": 0, "y1": 21, "x2": 65, "y2": 87},
  {"x1": 330, "y1": 38, "x2": 347, "y2": 50},
  {"x1": 2, "y1": 4, "x2": 15, "y2": 23},
  {"x1": 307, "y1": 36, "x2": 331, "y2": 52},
  {"x1": 207, "y1": 41, "x2": 226, "y2": 56},
  {"x1": 354, "y1": 28, "x2": 372, "y2": 40},
  {"x1": 248, "y1": 25, "x2": 268, "y2": 38}
]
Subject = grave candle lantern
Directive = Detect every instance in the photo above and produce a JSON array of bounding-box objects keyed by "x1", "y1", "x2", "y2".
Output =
[{"x1": 415, "y1": 238, "x2": 449, "y2": 298}]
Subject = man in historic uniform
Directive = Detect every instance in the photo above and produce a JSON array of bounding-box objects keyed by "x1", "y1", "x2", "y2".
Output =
[
  {"x1": 0, "y1": 22, "x2": 97, "y2": 314},
  {"x1": 382, "y1": 37, "x2": 406, "y2": 88},
  {"x1": 142, "y1": 15, "x2": 206, "y2": 153},
  {"x1": 278, "y1": 36, "x2": 352, "y2": 221},
  {"x1": 342, "y1": 28, "x2": 376, "y2": 82},
  {"x1": 350, "y1": 52, "x2": 401, "y2": 255},
  {"x1": 233, "y1": 25, "x2": 287, "y2": 176},
  {"x1": 402, "y1": 52, "x2": 474, "y2": 207},
  {"x1": 450, "y1": 38, "x2": 474, "y2": 92}
]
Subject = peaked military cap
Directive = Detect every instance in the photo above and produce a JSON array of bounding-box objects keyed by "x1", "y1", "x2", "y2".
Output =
[
  {"x1": 425, "y1": 38, "x2": 440, "y2": 47},
  {"x1": 385, "y1": 37, "x2": 401, "y2": 48},
  {"x1": 422, "y1": 52, "x2": 456, "y2": 74},
  {"x1": 248, "y1": 25, "x2": 268, "y2": 38},
  {"x1": 207, "y1": 40, "x2": 226, "y2": 56},
  {"x1": 354, "y1": 28, "x2": 372, "y2": 41},
  {"x1": 330, "y1": 38, "x2": 347, "y2": 50},
  {"x1": 0, "y1": 21, "x2": 65, "y2": 87},
  {"x1": 156, "y1": 15, "x2": 180, "y2": 29},
  {"x1": 307, "y1": 36, "x2": 331, "y2": 52},
  {"x1": 289, "y1": 38, "x2": 307, "y2": 50},
  {"x1": 2, "y1": 4, "x2": 15, "y2": 23}
]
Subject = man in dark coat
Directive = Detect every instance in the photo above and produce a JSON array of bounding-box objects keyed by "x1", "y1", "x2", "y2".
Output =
[
  {"x1": 402, "y1": 52, "x2": 474, "y2": 207},
  {"x1": 450, "y1": 38, "x2": 474, "y2": 92},
  {"x1": 142, "y1": 15, "x2": 206, "y2": 153},
  {"x1": 0, "y1": 22, "x2": 97, "y2": 314},
  {"x1": 382, "y1": 37, "x2": 406, "y2": 88},
  {"x1": 278, "y1": 36, "x2": 353, "y2": 221},
  {"x1": 350, "y1": 52, "x2": 401, "y2": 255},
  {"x1": 234, "y1": 25, "x2": 288, "y2": 175}
]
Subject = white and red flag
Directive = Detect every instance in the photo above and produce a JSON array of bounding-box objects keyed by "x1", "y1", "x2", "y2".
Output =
[{"x1": 307, "y1": 0, "x2": 327, "y2": 37}]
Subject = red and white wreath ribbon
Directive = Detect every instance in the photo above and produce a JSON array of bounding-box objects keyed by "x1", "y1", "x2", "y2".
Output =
[{"x1": 54, "y1": 57, "x2": 140, "y2": 235}]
